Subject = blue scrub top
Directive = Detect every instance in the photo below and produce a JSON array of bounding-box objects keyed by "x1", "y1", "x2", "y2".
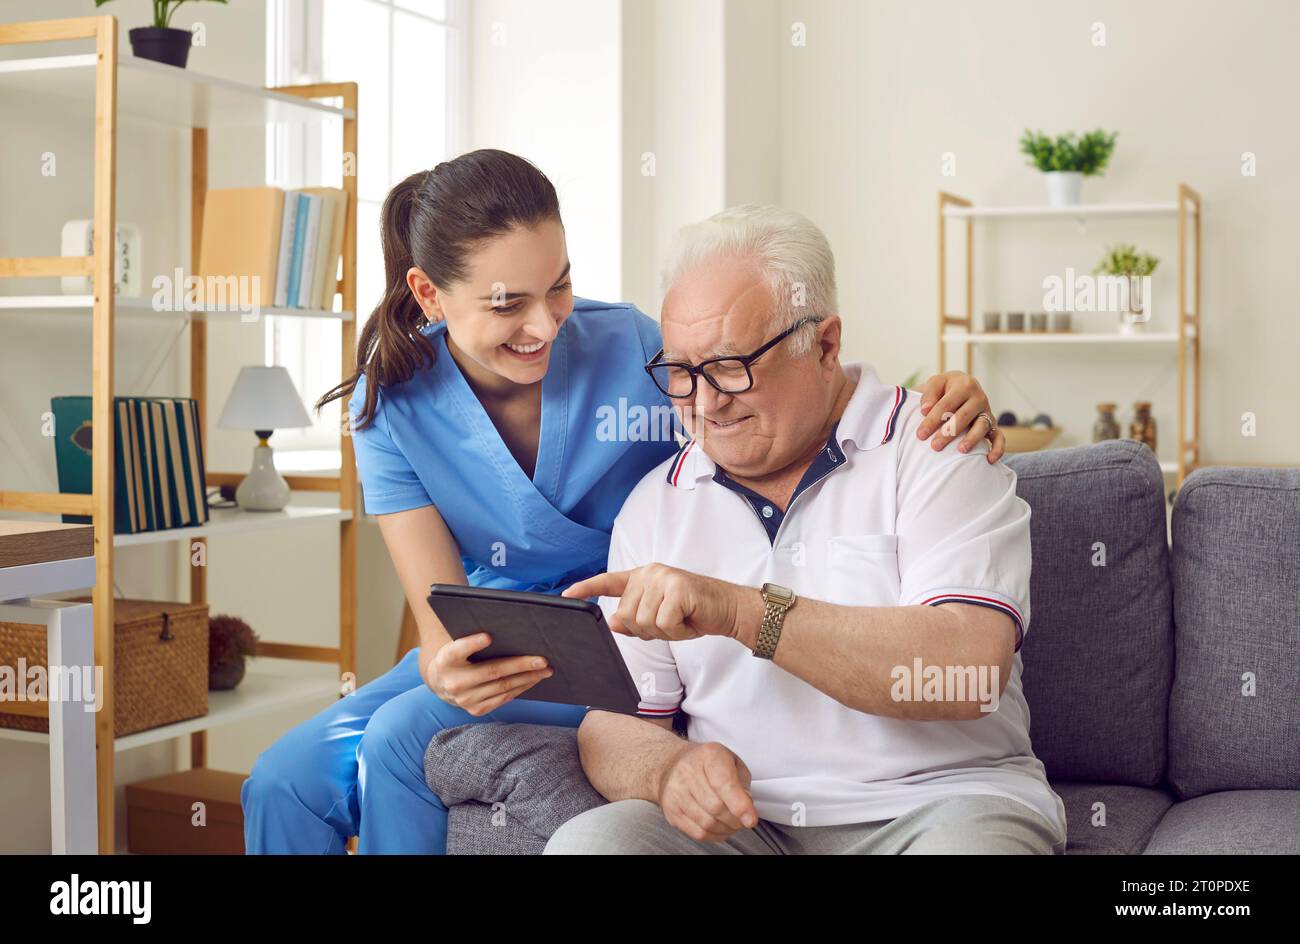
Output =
[{"x1": 348, "y1": 298, "x2": 679, "y2": 593}]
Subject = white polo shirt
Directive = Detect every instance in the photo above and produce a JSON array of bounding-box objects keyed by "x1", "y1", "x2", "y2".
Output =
[{"x1": 601, "y1": 362, "x2": 1067, "y2": 837}]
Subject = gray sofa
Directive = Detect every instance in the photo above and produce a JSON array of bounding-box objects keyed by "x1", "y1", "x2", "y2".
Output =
[{"x1": 424, "y1": 440, "x2": 1300, "y2": 854}]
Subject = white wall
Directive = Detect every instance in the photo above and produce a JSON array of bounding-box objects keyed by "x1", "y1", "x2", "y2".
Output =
[
  {"x1": 777, "y1": 0, "x2": 1298, "y2": 467},
  {"x1": 723, "y1": 0, "x2": 782, "y2": 208},
  {"x1": 467, "y1": 0, "x2": 623, "y2": 303},
  {"x1": 464, "y1": 0, "x2": 778, "y2": 339},
  {"x1": 631, "y1": 0, "x2": 727, "y2": 312}
]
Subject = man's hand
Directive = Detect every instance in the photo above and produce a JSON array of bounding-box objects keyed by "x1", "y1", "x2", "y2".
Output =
[
  {"x1": 563, "y1": 564, "x2": 759, "y2": 645},
  {"x1": 658, "y1": 741, "x2": 758, "y2": 841}
]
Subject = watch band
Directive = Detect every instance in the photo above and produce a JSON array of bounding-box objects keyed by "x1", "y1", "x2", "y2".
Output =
[{"x1": 754, "y1": 582, "x2": 796, "y2": 659}]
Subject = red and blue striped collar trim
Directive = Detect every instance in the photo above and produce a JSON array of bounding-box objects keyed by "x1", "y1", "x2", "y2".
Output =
[
  {"x1": 834, "y1": 365, "x2": 912, "y2": 452},
  {"x1": 879, "y1": 385, "x2": 907, "y2": 445},
  {"x1": 665, "y1": 438, "x2": 700, "y2": 486}
]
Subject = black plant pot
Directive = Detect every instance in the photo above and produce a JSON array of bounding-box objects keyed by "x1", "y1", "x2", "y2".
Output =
[
  {"x1": 128, "y1": 26, "x2": 192, "y2": 69},
  {"x1": 209, "y1": 658, "x2": 246, "y2": 691}
]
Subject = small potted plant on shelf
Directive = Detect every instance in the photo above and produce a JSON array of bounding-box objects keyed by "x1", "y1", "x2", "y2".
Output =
[
  {"x1": 208, "y1": 613, "x2": 259, "y2": 691},
  {"x1": 93, "y1": 0, "x2": 228, "y2": 69},
  {"x1": 1019, "y1": 129, "x2": 1118, "y2": 207},
  {"x1": 1095, "y1": 243, "x2": 1159, "y2": 335}
]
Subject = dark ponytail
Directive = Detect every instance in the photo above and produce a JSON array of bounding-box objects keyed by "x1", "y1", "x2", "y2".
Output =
[{"x1": 316, "y1": 149, "x2": 562, "y2": 431}]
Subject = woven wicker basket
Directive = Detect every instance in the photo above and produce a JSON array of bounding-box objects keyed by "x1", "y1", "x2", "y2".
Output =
[
  {"x1": 0, "y1": 597, "x2": 208, "y2": 737},
  {"x1": 1001, "y1": 426, "x2": 1062, "y2": 453}
]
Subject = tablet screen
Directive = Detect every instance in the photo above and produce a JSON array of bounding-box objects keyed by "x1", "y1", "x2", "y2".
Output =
[{"x1": 427, "y1": 584, "x2": 641, "y2": 714}]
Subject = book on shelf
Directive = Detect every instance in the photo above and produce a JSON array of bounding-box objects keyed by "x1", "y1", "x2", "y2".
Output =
[
  {"x1": 285, "y1": 192, "x2": 311, "y2": 308},
  {"x1": 51, "y1": 396, "x2": 210, "y2": 535},
  {"x1": 272, "y1": 191, "x2": 300, "y2": 309},
  {"x1": 196, "y1": 185, "x2": 349, "y2": 312},
  {"x1": 294, "y1": 193, "x2": 322, "y2": 308},
  {"x1": 193, "y1": 187, "x2": 283, "y2": 308},
  {"x1": 302, "y1": 187, "x2": 346, "y2": 309},
  {"x1": 135, "y1": 398, "x2": 158, "y2": 531}
]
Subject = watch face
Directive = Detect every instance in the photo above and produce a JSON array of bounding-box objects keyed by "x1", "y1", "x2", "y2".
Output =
[{"x1": 762, "y1": 582, "x2": 794, "y2": 604}]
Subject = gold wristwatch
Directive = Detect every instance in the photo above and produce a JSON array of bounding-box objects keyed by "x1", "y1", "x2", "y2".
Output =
[{"x1": 753, "y1": 582, "x2": 796, "y2": 659}]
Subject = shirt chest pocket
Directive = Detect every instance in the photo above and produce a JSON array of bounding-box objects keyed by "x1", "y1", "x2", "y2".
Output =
[{"x1": 825, "y1": 534, "x2": 901, "y2": 606}]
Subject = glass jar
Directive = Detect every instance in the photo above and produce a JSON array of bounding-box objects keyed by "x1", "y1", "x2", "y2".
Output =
[
  {"x1": 1129, "y1": 401, "x2": 1157, "y2": 452},
  {"x1": 1093, "y1": 402, "x2": 1120, "y2": 442}
]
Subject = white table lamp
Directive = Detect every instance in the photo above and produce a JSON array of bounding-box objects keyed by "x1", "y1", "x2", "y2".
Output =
[{"x1": 217, "y1": 366, "x2": 312, "y2": 511}]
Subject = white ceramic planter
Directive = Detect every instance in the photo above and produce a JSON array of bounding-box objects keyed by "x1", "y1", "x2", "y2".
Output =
[
  {"x1": 1045, "y1": 171, "x2": 1083, "y2": 207},
  {"x1": 1119, "y1": 275, "x2": 1151, "y2": 334},
  {"x1": 1118, "y1": 313, "x2": 1146, "y2": 336}
]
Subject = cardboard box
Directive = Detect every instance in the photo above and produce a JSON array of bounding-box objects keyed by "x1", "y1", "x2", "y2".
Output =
[{"x1": 126, "y1": 768, "x2": 246, "y2": 855}]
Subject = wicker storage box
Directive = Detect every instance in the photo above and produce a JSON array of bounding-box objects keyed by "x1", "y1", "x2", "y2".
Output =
[
  {"x1": 0, "y1": 597, "x2": 208, "y2": 737},
  {"x1": 1001, "y1": 426, "x2": 1063, "y2": 453}
]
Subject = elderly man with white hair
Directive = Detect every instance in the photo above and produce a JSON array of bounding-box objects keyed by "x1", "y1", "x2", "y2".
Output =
[{"x1": 548, "y1": 205, "x2": 1067, "y2": 855}]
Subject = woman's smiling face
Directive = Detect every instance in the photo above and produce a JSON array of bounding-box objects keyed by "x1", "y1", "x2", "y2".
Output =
[{"x1": 407, "y1": 217, "x2": 574, "y2": 389}]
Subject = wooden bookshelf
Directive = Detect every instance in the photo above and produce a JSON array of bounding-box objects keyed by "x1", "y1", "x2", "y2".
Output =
[
  {"x1": 938, "y1": 185, "x2": 1202, "y2": 485},
  {"x1": 0, "y1": 15, "x2": 358, "y2": 854}
]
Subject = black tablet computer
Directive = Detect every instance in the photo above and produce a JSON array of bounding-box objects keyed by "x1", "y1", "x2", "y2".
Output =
[{"x1": 426, "y1": 583, "x2": 641, "y2": 714}]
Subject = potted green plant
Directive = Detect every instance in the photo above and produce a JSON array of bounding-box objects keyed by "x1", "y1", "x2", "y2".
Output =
[
  {"x1": 1094, "y1": 243, "x2": 1159, "y2": 334},
  {"x1": 1019, "y1": 129, "x2": 1118, "y2": 207},
  {"x1": 93, "y1": 0, "x2": 228, "y2": 69}
]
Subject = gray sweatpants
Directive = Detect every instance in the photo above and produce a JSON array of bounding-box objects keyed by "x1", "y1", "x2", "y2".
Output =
[{"x1": 543, "y1": 793, "x2": 1066, "y2": 855}]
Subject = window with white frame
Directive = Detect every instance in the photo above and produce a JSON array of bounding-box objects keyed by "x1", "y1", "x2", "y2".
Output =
[{"x1": 264, "y1": 0, "x2": 465, "y2": 468}]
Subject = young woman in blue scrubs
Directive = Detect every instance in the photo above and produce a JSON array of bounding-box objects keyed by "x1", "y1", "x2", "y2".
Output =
[{"x1": 240, "y1": 149, "x2": 1006, "y2": 854}]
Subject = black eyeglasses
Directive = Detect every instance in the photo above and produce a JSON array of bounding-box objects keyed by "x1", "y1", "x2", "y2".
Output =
[{"x1": 644, "y1": 316, "x2": 820, "y2": 399}]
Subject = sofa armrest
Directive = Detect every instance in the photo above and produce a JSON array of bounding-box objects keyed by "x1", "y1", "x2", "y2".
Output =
[{"x1": 424, "y1": 722, "x2": 607, "y2": 855}]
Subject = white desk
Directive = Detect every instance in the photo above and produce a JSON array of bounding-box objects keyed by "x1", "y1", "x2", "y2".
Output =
[{"x1": 0, "y1": 522, "x2": 97, "y2": 854}]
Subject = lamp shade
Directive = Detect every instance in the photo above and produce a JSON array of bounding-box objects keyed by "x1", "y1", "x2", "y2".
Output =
[{"x1": 217, "y1": 365, "x2": 312, "y2": 431}]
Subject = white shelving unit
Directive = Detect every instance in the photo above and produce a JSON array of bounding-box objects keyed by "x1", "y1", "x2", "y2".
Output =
[
  {"x1": 0, "y1": 294, "x2": 354, "y2": 321},
  {"x1": 0, "y1": 665, "x2": 339, "y2": 753},
  {"x1": 941, "y1": 331, "x2": 1182, "y2": 345},
  {"x1": 0, "y1": 53, "x2": 353, "y2": 126},
  {"x1": 938, "y1": 186, "x2": 1202, "y2": 485},
  {"x1": 0, "y1": 522, "x2": 97, "y2": 853},
  {"x1": 113, "y1": 505, "x2": 352, "y2": 548},
  {"x1": 0, "y1": 15, "x2": 359, "y2": 853},
  {"x1": 942, "y1": 201, "x2": 1179, "y2": 220}
]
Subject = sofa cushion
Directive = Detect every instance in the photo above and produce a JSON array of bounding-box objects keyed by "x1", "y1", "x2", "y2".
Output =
[
  {"x1": 1050, "y1": 781, "x2": 1174, "y2": 854},
  {"x1": 424, "y1": 722, "x2": 605, "y2": 855},
  {"x1": 1005, "y1": 441, "x2": 1174, "y2": 785},
  {"x1": 444, "y1": 801, "x2": 547, "y2": 856},
  {"x1": 1168, "y1": 467, "x2": 1300, "y2": 798},
  {"x1": 1143, "y1": 790, "x2": 1300, "y2": 854}
]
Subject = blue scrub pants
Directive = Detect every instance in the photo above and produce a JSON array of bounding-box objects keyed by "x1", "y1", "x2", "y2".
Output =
[{"x1": 240, "y1": 647, "x2": 588, "y2": 854}]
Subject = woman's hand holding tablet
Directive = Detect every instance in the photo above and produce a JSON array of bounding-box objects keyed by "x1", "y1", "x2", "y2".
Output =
[
  {"x1": 425, "y1": 630, "x2": 555, "y2": 717},
  {"x1": 427, "y1": 584, "x2": 641, "y2": 714}
]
